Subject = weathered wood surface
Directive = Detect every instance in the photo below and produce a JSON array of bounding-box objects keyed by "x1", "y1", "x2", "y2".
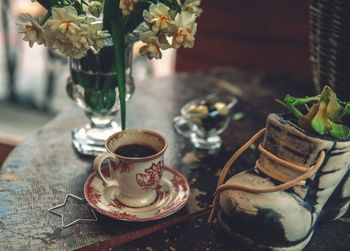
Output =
[
  {"x1": 2, "y1": 68, "x2": 346, "y2": 251},
  {"x1": 115, "y1": 210, "x2": 350, "y2": 251}
]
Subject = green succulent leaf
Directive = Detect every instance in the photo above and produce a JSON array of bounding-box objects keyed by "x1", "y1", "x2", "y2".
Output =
[
  {"x1": 277, "y1": 85, "x2": 350, "y2": 139},
  {"x1": 320, "y1": 86, "x2": 332, "y2": 102},
  {"x1": 283, "y1": 95, "x2": 319, "y2": 106},
  {"x1": 275, "y1": 98, "x2": 304, "y2": 118},
  {"x1": 330, "y1": 122, "x2": 350, "y2": 139},
  {"x1": 311, "y1": 101, "x2": 331, "y2": 135},
  {"x1": 283, "y1": 95, "x2": 297, "y2": 105},
  {"x1": 341, "y1": 102, "x2": 350, "y2": 118},
  {"x1": 326, "y1": 87, "x2": 342, "y2": 121},
  {"x1": 311, "y1": 119, "x2": 328, "y2": 135}
]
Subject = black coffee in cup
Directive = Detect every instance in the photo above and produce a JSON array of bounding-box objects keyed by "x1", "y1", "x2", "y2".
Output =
[{"x1": 114, "y1": 144, "x2": 157, "y2": 158}]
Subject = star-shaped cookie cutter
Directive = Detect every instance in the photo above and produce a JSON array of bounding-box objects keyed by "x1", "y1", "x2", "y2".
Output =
[{"x1": 48, "y1": 194, "x2": 97, "y2": 228}]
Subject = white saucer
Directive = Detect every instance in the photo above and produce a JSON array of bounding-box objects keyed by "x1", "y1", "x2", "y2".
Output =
[{"x1": 84, "y1": 166, "x2": 190, "y2": 221}]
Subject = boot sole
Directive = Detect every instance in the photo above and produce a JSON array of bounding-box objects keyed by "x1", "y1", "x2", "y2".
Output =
[{"x1": 217, "y1": 211, "x2": 314, "y2": 251}]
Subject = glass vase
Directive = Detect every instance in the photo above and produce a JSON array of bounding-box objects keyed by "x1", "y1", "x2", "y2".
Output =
[{"x1": 66, "y1": 37, "x2": 135, "y2": 156}]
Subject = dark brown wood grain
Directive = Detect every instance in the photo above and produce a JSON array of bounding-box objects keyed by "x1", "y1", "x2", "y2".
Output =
[
  {"x1": 115, "y1": 210, "x2": 350, "y2": 251},
  {"x1": 77, "y1": 210, "x2": 207, "y2": 251},
  {"x1": 0, "y1": 68, "x2": 315, "y2": 250}
]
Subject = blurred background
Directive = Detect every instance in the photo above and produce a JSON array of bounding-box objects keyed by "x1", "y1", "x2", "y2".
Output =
[{"x1": 0, "y1": 0, "x2": 310, "y2": 163}]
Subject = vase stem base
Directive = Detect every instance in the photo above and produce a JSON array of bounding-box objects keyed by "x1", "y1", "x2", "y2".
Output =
[{"x1": 72, "y1": 121, "x2": 121, "y2": 156}]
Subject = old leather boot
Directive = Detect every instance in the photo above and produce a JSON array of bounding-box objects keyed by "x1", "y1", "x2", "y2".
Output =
[{"x1": 209, "y1": 113, "x2": 350, "y2": 251}]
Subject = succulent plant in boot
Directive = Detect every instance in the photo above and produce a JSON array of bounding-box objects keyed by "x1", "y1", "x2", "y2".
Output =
[
  {"x1": 210, "y1": 86, "x2": 350, "y2": 251},
  {"x1": 276, "y1": 85, "x2": 350, "y2": 139}
]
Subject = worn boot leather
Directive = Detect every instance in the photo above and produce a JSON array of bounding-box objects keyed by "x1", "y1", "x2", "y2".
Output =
[{"x1": 216, "y1": 114, "x2": 350, "y2": 251}]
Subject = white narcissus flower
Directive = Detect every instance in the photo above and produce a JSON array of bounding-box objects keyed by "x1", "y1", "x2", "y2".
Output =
[
  {"x1": 143, "y1": 3, "x2": 176, "y2": 33},
  {"x1": 172, "y1": 11, "x2": 197, "y2": 49},
  {"x1": 17, "y1": 14, "x2": 45, "y2": 47},
  {"x1": 86, "y1": 22, "x2": 105, "y2": 51},
  {"x1": 139, "y1": 31, "x2": 170, "y2": 60},
  {"x1": 140, "y1": 43, "x2": 162, "y2": 60},
  {"x1": 141, "y1": 31, "x2": 171, "y2": 49},
  {"x1": 120, "y1": 0, "x2": 138, "y2": 16},
  {"x1": 42, "y1": 7, "x2": 104, "y2": 59},
  {"x1": 46, "y1": 6, "x2": 84, "y2": 35},
  {"x1": 182, "y1": 0, "x2": 202, "y2": 16}
]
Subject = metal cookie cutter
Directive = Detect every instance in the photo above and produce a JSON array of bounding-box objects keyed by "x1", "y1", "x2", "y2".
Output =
[{"x1": 48, "y1": 194, "x2": 97, "y2": 228}]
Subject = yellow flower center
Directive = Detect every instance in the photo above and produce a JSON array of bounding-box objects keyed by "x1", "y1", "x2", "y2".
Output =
[
  {"x1": 25, "y1": 25, "x2": 34, "y2": 30},
  {"x1": 125, "y1": 0, "x2": 133, "y2": 9},
  {"x1": 154, "y1": 15, "x2": 169, "y2": 30},
  {"x1": 25, "y1": 25, "x2": 39, "y2": 37},
  {"x1": 59, "y1": 20, "x2": 82, "y2": 35}
]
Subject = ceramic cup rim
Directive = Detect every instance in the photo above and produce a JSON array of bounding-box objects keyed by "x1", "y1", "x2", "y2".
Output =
[{"x1": 105, "y1": 128, "x2": 168, "y2": 161}]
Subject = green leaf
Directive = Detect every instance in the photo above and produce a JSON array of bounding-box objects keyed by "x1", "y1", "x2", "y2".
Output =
[
  {"x1": 102, "y1": 0, "x2": 114, "y2": 30},
  {"x1": 319, "y1": 85, "x2": 332, "y2": 102},
  {"x1": 85, "y1": 88, "x2": 116, "y2": 113},
  {"x1": 311, "y1": 101, "x2": 331, "y2": 135},
  {"x1": 171, "y1": 0, "x2": 182, "y2": 12},
  {"x1": 283, "y1": 95, "x2": 319, "y2": 106},
  {"x1": 275, "y1": 98, "x2": 304, "y2": 118},
  {"x1": 311, "y1": 119, "x2": 328, "y2": 135},
  {"x1": 326, "y1": 87, "x2": 342, "y2": 121},
  {"x1": 110, "y1": 1, "x2": 127, "y2": 130},
  {"x1": 341, "y1": 102, "x2": 350, "y2": 118},
  {"x1": 330, "y1": 122, "x2": 350, "y2": 139},
  {"x1": 277, "y1": 85, "x2": 350, "y2": 139}
]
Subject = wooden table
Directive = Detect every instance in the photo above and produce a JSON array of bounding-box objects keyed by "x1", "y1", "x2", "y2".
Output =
[{"x1": 1, "y1": 68, "x2": 350, "y2": 251}]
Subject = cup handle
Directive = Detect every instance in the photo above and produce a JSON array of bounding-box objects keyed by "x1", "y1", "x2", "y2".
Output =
[
  {"x1": 93, "y1": 152, "x2": 118, "y2": 186},
  {"x1": 173, "y1": 115, "x2": 191, "y2": 138}
]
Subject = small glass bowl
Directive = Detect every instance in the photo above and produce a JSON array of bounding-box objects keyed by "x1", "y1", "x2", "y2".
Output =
[{"x1": 174, "y1": 94, "x2": 238, "y2": 150}]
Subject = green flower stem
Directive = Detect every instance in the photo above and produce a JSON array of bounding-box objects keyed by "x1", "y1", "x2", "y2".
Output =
[
  {"x1": 171, "y1": 0, "x2": 182, "y2": 12},
  {"x1": 102, "y1": 0, "x2": 112, "y2": 30},
  {"x1": 283, "y1": 95, "x2": 320, "y2": 107},
  {"x1": 275, "y1": 99, "x2": 304, "y2": 118},
  {"x1": 39, "y1": 12, "x2": 51, "y2": 25},
  {"x1": 287, "y1": 106, "x2": 304, "y2": 119},
  {"x1": 111, "y1": 21, "x2": 126, "y2": 130},
  {"x1": 104, "y1": 0, "x2": 127, "y2": 130},
  {"x1": 291, "y1": 96, "x2": 320, "y2": 106}
]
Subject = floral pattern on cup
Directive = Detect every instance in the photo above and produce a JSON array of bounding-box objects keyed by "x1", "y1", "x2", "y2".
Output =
[
  {"x1": 111, "y1": 160, "x2": 134, "y2": 174},
  {"x1": 136, "y1": 160, "x2": 164, "y2": 190},
  {"x1": 93, "y1": 129, "x2": 167, "y2": 207}
]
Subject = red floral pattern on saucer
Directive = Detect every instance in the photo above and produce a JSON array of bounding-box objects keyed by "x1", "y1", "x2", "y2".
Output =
[{"x1": 84, "y1": 166, "x2": 189, "y2": 222}]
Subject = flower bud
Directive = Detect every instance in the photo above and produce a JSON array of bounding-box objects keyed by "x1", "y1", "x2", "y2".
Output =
[{"x1": 89, "y1": 1, "x2": 103, "y2": 17}]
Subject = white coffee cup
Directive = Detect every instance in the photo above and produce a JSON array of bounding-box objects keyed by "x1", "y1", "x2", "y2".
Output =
[{"x1": 93, "y1": 129, "x2": 167, "y2": 207}]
